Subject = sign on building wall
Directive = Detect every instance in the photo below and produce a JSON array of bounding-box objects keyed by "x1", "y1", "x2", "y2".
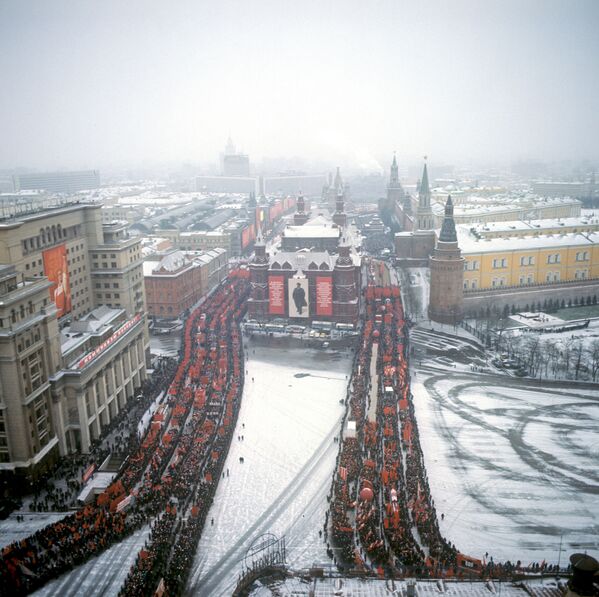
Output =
[
  {"x1": 268, "y1": 275, "x2": 285, "y2": 315},
  {"x1": 288, "y1": 276, "x2": 309, "y2": 318},
  {"x1": 316, "y1": 276, "x2": 333, "y2": 316},
  {"x1": 42, "y1": 244, "x2": 72, "y2": 317}
]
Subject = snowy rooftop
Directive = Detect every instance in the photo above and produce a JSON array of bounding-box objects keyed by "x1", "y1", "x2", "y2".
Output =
[
  {"x1": 470, "y1": 216, "x2": 599, "y2": 235},
  {"x1": 457, "y1": 227, "x2": 598, "y2": 254},
  {"x1": 284, "y1": 224, "x2": 341, "y2": 239},
  {"x1": 269, "y1": 249, "x2": 360, "y2": 270},
  {"x1": 60, "y1": 306, "x2": 124, "y2": 355}
]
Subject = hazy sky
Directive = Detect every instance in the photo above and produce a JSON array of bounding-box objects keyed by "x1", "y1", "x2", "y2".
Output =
[{"x1": 1, "y1": 0, "x2": 598, "y2": 172}]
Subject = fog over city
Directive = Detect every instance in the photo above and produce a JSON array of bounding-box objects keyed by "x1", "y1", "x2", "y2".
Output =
[{"x1": 1, "y1": 0, "x2": 598, "y2": 172}]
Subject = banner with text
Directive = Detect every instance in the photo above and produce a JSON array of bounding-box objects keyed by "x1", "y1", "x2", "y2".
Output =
[
  {"x1": 268, "y1": 275, "x2": 285, "y2": 315},
  {"x1": 316, "y1": 276, "x2": 333, "y2": 317}
]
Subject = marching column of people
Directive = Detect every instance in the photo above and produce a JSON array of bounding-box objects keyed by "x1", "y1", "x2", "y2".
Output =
[
  {"x1": 0, "y1": 271, "x2": 250, "y2": 596},
  {"x1": 328, "y1": 285, "x2": 461, "y2": 578}
]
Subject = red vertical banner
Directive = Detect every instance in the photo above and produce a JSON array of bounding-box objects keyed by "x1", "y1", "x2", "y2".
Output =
[
  {"x1": 43, "y1": 244, "x2": 72, "y2": 317},
  {"x1": 241, "y1": 227, "x2": 250, "y2": 249},
  {"x1": 316, "y1": 276, "x2": 333, "y2": 316},
  {"x1": 269, "y1": 275, "x2": 285, "y2": 315}
]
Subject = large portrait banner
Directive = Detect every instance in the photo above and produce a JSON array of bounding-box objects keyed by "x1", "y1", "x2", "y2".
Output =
[
  {"x1": 43, "y1": 244, "x2": 72, "y2": 317},
  {"x1": 288, "y1": 276, "x2": 309, "y2": 318}
]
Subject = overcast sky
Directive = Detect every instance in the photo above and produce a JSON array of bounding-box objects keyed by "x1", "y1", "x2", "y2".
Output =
[{"x1": 1, "y1": 0, "x2": 598, "y2": 172}]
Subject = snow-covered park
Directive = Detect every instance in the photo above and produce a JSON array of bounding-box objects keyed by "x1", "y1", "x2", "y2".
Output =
[{"x1": 412, "y1": 367, "x2": 599, "y2": 565}]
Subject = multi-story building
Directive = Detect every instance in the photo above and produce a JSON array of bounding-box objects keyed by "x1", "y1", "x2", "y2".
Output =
[
  {"x1": 432, "y1": 195, "x2": 581, "y2": 226},
  {"x1": 467, "y1": 216, "x2": 599, "y2": 240},
  {"x1": 13, "y1": 170, "x2": 100, "y2": 194},
  {"x1": 89, "y1": 222, "x2": 146, "y2": 315},
  {"x1": 50, "y1": 307, "x2": 147, "y2": 454},
  {"x1": 222, "y1": 136, "x2": 250, "y2": 177},
  {"x1": 248, "y1": 197, "x2": 361, "y2": 323},
  {"x1": 143, "y1": 249, "x2": 227, "y2": 320},
  {"x1": 0, "y1": 266, "x2": 62, "y2": 481},
  {"x1": 460, "y1": 229, "x2": 599, "y2": 291},
  {"x1": 0, "y1": 201, "x2": 103, "y2": 320},
  {"x1": 0, "y1": 199, "x2": 149, "y2": 486},
  {"x1": 533, "y1": 176, "x2": 596, "y2": 199}
]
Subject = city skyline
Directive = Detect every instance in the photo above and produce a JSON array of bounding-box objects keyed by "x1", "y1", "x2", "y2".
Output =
[{"x1": 1, "y1": 0, "x2": 598, "y2": 171}]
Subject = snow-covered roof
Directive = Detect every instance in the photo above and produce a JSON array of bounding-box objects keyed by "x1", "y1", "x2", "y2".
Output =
[
  {"x1": 284, "y1": 224, "x2": 340, "y2": 239},
  {"x1": 470, "y1": 216, "x2": 599, "y2": 235},
  {"x1": 458, "y1": 226, "x2": 598, "y2": 254}
]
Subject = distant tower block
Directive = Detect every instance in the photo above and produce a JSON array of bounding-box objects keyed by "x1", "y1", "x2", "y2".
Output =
[{"x1": 428, "y1": 195, "x2": 464, "y2": 324}]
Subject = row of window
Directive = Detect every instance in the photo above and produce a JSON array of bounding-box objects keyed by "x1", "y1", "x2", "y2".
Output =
[
  {"x1": 464, "y1": 269, "x2": 590, "y2": 290},
  {"x1": 469, "y1": 250, "x2": 592, "y2": 271}
]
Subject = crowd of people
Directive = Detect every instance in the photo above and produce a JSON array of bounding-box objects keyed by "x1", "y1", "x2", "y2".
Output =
[
  {"x1": 329, "y1": 285, "x2": 462, "y2": 578},
  {"x1": 0, "y1": 271, "x2": 250, "y2": 596}
]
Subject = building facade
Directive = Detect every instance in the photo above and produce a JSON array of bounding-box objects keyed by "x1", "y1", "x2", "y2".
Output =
[
  {"x1": 50, "y1": 307, "x2": 147, "y2": 454},
  {"x1": 143, "y1": 248, "x2": 227, "y2": 320},
  {"x1": 248, "y1": 199, "x2": 361, "y2": 323},
  {"x1": 460, "y1": 231, "x2": 599, "y2": 292},
  {"x1": 89, "y1": 222, "x2": 146, "y2": 316},
  {"x1": 13, "y1": 170, "x2": 100, "y2": 194},
  {"x1": 0, "y1": 266, "x2": 62, "y2": 482},
  {"x1": 0, "y1": 200, "x2": 149, "y2": 485}
]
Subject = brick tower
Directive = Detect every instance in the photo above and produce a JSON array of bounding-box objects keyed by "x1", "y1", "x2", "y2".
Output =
[
  {"x1": 332, "y1": 189, "x2": 347, "y2": 227},
  {"x1": 333, "y1": 239, "x2": 358, "y2": 321},
  {"x1": 428, "y1": 195, "x2": 464, "y2": 324},
  {"x1": 293, "y1": 193, "x2": 309, "y2": 225},
  {"x1": 247, "y1": 227, "x2": 270, "y2": 317}
]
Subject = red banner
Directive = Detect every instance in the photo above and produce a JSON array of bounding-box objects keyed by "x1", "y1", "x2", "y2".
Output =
[
  {"x1": 43, "y1": 244, "x2": 71, "y2": 318},
  {"x1": 268, "y1": 275, "x2": 285, "y2": 315},
  {"x1": 82, "y1": 463, "x2": 96, "y2": 484},
  {"x1": 241, "y1": 226, "x2": 250, "y2": 249},
  {"x1": 77, "y1": 314, "x2": 142, "y2": 369},
  {"x1": 316, "y1": 276, "x2": 333, "y2": 316}
]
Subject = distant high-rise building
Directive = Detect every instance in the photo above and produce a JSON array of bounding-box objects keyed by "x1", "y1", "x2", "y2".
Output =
[
  {"x1": 222, "y1": 137, "x2": 250, "y2": 177},
  {"x1": 13, "y1": 170, "x2": 100, "y2": 194}
]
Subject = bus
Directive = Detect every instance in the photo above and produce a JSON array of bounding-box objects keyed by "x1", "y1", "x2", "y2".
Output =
[
  {"x1": 335, "y1": 323, "x2": 355, "y2": 332},
  {"x1": 286, "y1": 324, "x2": 306, "y2": 334},
  {"x1": 312, "y1": 320, "x2": 333, "y2": 331},
  {"x1": 264, "y1": 323, "x2": 286, "y2": 333}
]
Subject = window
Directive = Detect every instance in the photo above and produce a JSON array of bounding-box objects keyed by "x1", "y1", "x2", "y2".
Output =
[
  {"x1": 492, "y1": 258, "x2": 507, "y2": 269},
  {"x1": 547, "y1": 253, "x2": 561, "y2": 264},
  {"x1": 576, "y1": 251, "x2": 589, "y2": 262},
  {"x1": 519, "y1": 256, "x2": 534, "y2": 266}
]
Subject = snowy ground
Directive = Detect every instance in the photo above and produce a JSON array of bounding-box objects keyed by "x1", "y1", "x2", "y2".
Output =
[
  {"x1": 411, "y1": 366, "x2": 599, "y2": 564},
  {"x1": 0, "y1": 512, "x2": 71, "y2": 551},
  {"x1": 149, "y1": 332, "x2": 181, "y2": 358},
  {"x1": 33, "y1": 526, "x2": 151, "y2": 597},
  {"x1": 187, "y1": 337, "x2": 354, "y2": 596},
  {"x1": 398, "y1": 267, "x2": 430, "y2": 321}
]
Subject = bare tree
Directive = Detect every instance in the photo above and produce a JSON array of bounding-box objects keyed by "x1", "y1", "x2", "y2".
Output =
[{"x1": 588, "y1": 340, "x2": 599, "y2": 382}]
